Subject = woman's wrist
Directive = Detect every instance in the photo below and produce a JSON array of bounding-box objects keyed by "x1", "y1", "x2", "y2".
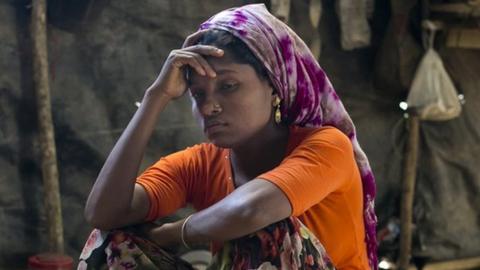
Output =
[
  {"x1": 148, "y1": 220, "x2": 183, "y2": 247},
  {"x1": 137, "y1": 88, "x2": 173, "y2": 116},
  {"x1": 146, "y1": 214, "x2": 196, "y2": 248},
  {"x1": 143, "y1": 87, "x2": 173, "y2": 103}
]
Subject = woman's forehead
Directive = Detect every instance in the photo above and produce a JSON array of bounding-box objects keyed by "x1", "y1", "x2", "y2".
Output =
[
  {"x1": 204, "y1": 50, "x2": 240, "y2": 69},
  {"x1": 190, "y1": 56, "x2": 256, "y2": 83},
  {"x1": 208, "y1": 60, "x2": 250, "y2": 74}
]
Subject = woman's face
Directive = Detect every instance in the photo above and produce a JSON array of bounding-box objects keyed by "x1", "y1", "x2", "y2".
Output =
[{"x1": 189, "y1": 51, "x2": 274, "y2": 148}]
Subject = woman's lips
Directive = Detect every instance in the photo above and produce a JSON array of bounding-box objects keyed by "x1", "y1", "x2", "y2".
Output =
[{"x1": 204, "y1": 120, "x2": 227, "y2": 133}]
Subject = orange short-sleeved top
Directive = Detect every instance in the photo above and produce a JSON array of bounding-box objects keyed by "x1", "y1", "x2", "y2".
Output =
[{"x1": 136, "y1": 126, "x2": 370, "y2": 269}]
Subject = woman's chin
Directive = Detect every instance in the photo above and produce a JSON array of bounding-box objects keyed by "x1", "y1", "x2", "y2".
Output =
[
  {"x1": 207, "y1": 134, "x2": 237, "y2": 149},
  {"x1": 208, "y1": 138, "x2": 232, "y2": 148}
]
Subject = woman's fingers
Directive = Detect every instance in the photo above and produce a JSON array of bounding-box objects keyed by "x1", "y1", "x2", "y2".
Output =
[
  {"x1": 183, "y1": 45, "x2": 224, "y2": 57},
  {"x1": 171, "y1": 46, "x2": 224, "y2": 77},
  {"x1": 180, "y1": 31, "x2": 225, "y2": 77},
  {"x1": 171, "y1": 51, "x2": 206, "y2": 76},
  {"x1": 184, "y1": 50, "x2": 218, "y2": 77},
  {"x1": 185, "y1": 45, "x2": 224, "y2": 77}
]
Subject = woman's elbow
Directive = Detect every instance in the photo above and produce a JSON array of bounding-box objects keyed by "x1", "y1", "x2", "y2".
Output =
[{"x1": 84, "y1": 205, "x2": 115, "y2": 231}]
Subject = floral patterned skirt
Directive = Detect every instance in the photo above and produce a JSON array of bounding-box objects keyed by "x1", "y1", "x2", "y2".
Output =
[{"x1": 78, "y1": 217, "x2": 335, "y2": 270}]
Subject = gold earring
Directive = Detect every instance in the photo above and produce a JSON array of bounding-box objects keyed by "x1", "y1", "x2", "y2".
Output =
[{"x1": 273, "y1": 96, "x2": 282, "y2": 124}]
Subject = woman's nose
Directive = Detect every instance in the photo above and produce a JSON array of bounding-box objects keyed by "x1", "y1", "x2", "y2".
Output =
[{"x1": 199, "y1": 98, "x2": 222, "y2": 116}]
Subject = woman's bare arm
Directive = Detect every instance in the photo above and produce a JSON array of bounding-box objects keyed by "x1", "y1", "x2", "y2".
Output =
[
  {"x1": 84, "y1": 34, "x2": 223, "y2": 230},
  {"x1": 145, "y1": 179, "x2": 292, "y2": 247},
  {"x1": 185, "y1": 179, "x2": 292, "y2": 242},
  {"x1": 84, "y1": 91, "x2": 171, "y2": 230}
]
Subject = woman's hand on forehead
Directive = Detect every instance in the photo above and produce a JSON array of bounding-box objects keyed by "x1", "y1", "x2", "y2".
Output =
[
  {"x1": 177, "y1": 45, "x2": 223, "y2": 77},
  {"x1": 146, "y1": 42, "x2": 223, "y2": 100}
]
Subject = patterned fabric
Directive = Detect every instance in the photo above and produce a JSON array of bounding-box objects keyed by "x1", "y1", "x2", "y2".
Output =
[
  {"x1": 195, "y1": 4, "x2": 377, "y2": 269},
  {"x1": 78, "y1": 217, "x2": 334, "y2": 270},
  {"x1": 78, "y1": 228, "x2": 194, "y2": 270},
  {"x1": 208, "y1": 217, "x2": 334, "y2": 270}
]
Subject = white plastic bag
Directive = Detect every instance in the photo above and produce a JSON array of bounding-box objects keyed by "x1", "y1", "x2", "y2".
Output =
[{"x1": 406, "y1": 23, "x2": 462, "y2": 121}]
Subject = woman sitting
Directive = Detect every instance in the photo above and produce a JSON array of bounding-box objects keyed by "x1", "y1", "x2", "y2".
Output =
[{"x1": 81, "y1": 4, "x2": 378, "y2": 270}]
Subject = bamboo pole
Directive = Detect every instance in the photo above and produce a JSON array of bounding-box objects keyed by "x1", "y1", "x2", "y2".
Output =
[
  {"x1": 397, "y1": 114, "x2": 420, "y2": 270},
  {"x1": 31, "y1": 0, "x2": 64, "y2": 253}
]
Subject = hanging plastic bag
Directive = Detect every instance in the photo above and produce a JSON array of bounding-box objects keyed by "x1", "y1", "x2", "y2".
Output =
[{"x1": 406, "y1": 21, "x2": 462, "y2": 121}]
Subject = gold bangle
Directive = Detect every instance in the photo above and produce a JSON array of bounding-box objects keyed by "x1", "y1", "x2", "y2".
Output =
[{"x1": 181, "y1": 214, "x2": 193, "y2": 249}]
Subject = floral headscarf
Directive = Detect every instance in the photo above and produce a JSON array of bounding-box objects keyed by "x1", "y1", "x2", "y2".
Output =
[{"x1": 197, "y1": 4, "x2": 378, "y2": 269}]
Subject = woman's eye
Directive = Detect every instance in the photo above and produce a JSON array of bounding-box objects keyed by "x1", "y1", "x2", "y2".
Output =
[
  {"x1": 220, "y1": 82, "x2": 238, "y2": 91},
  {"x1": 190, "y1": 90, "x2": 204, "y2": 99}
]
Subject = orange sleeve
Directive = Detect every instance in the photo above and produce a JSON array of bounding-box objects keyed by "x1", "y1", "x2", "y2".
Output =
[
  {"x1": 258, "y1": 127, "x2": 356, "y2": 216},
  {"x1": 136, "y1": 146, "x2": 200, "y2": 221}
]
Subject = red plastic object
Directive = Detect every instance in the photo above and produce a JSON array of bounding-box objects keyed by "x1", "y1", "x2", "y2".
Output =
[{"x1": 28, "y1": 253, "x2": 73, "y2": 270}]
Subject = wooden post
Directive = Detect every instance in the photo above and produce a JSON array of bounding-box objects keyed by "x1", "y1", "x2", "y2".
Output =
[
  {"x1": 397, "y1": 113, "x2": 420, "y2": 270},
  {"x1": 31, "y1": 0, "x2": 64, "y2": 253}
]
